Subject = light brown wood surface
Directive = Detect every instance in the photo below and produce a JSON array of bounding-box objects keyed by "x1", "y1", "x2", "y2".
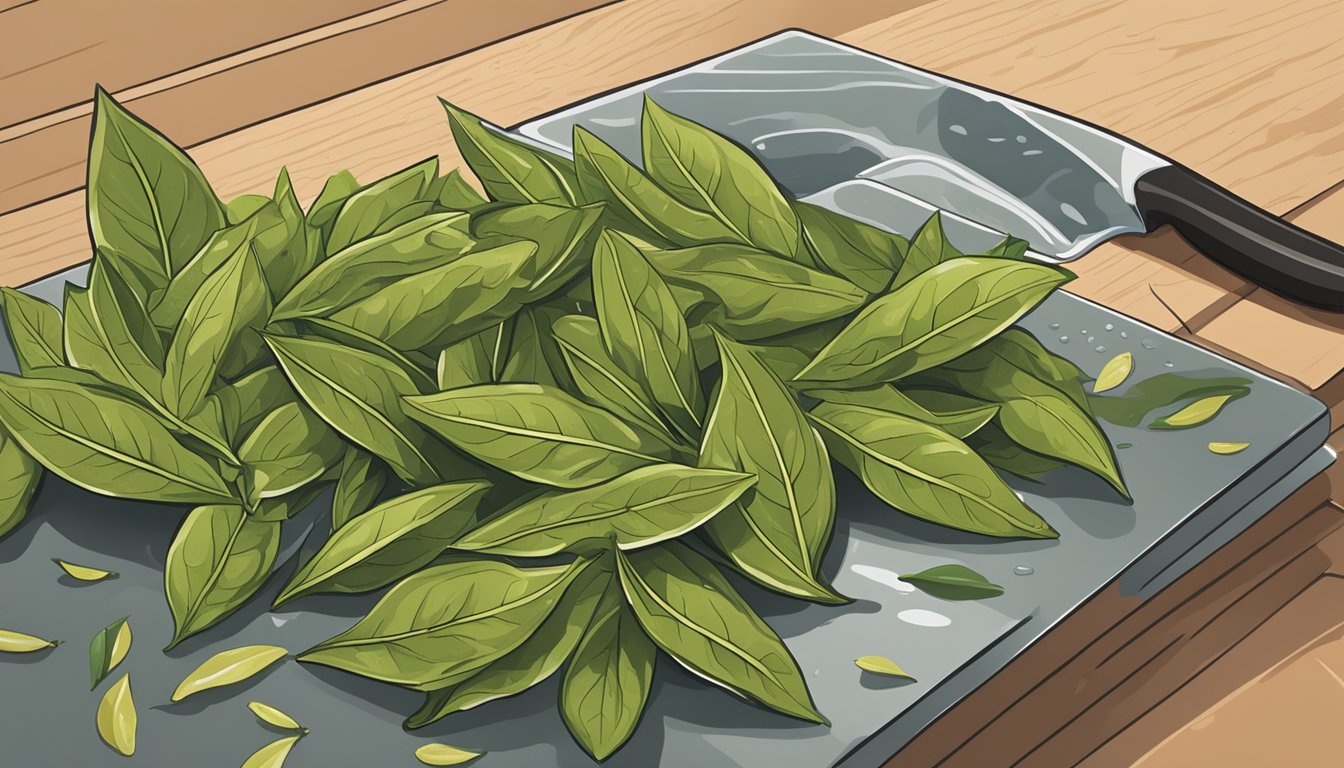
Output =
[{"x1": 2, "y1": 1, "x2": 1343, "y2": 765}]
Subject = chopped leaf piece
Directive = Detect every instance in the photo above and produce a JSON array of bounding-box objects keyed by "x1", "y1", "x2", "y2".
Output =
[
  {"x1": 854, "y1": 655, "x2": 914, "y2": 680},
  {"x1": 95, "y1": 673, "x2": 137, "y2": 756},
  {"x1": 1208, "y1": 441, "x2": 1250, "y2": 455},
  {"x1": 0, "y1": 628, "x2": 60, "y2": 652},
  {"x1": 241, "y1": 735, "x2": 302, "y2": 768},
  {"x1": 898, "y1": 564, "x2": 1004, "y2": 600},
  {"x1": 415, "y1": 743, "x2": 485, "y2": 766},
  {"x1": 55, "y1": 559, "x2": 118, "y2": 582},
  {"x1": 248, "y1": 701, "x2": 309, "y2": 735},
  {"x1": 171, "y1": 645, "x2": 288, "y2": 701},
  {"x1": 89, "y1": 617, "x2": 133, "y2": 688},
  {"x1": 1149, "y1": 394, "x2": 1236, "y2": 429},
  {"x1": 1092, "y1": 352, "x2": 1133, "y2": 393}
]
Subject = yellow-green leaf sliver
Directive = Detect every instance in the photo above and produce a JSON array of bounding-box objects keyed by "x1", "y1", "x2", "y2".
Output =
[
  {"x1": 90, "y1": 617, "x2": 133, "y2": 688},
  {"x1": 0, "y1": 628, "x2": 59, "y2": 652},
  {"x1": 172, "y1": 645, "x2": 288, "y2": 701},
  {"x1": 415, "y1": 743, "x2": 485, "y2": 765},
  {"x1": 1208, "y1": 441, "x2": 1250, "y2": 455},
  {"x1": 55, "y1": 558, "x2": 119, "y2": 582},
  {"x1": 1092, "y1": 352, "x2": 1133, "y2": 393},
  {"x1": 248, "y1": 701, "x2": 308, "y2": 734},
  {"x1": 1149, "y1": 394, "x2": 1236, "y2": 429},
  {"x1": 241, "y1": 735, "x2": 302, "y2": 768},
  {"x1": 96, "y1": 673, "x2": 136, "y2": 756},
  {"x1": 854, "y1": 655, "x2": 914, "y2": 680}
]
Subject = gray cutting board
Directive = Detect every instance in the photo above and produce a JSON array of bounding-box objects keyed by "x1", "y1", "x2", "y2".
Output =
[{"x1": 0, "y1": 30, "x2": 1333, "y2": 768}]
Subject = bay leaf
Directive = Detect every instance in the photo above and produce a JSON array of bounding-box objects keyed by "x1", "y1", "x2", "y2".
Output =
[
  {"x1": 274, "y1": 481, "x2": 489, "y2": 607},
  {"x1": 889, "y1": 212, "x2": 963, "y2": 288},
  {"x1": 454, "y1": 463, "x2": 754, "y2": 556},
  {"x1": 306, "y1": 170, "x2": 361, "y2": 237},
  {"x1": 560, "y1": 580, "x2": 656, "y2": 761},
  {"x1": 982, "y1": 235, "x2": 1031, "y2": 261},
  {"x1": 810, "y1": 385, "x2": 998, "y2": 440},
  {"x1": 794, "y1": 257, "x2": 1069, "y2": 388},
  {"x1": 699, "y1": 330, "x2": 844, "y2": 603},
  {"x1": 899, "y1": 564, "x2": 1005, "y2": 600},
  {"x1": 641, "y1": 97, "x2": 800, "y2": 258},
  {"x1": 0, "y1": 628, "x2": 59, "y2": 652},
  {"x1": 84, "y1": 259, "x2": 166, "y2": 399},
  {"x1": 552, "y1": 314, "x2": 674, "y2": 439},
  {"x1": 171, "y1": 644, "x2": 288, "y2": 701},
  {"x1": 434, "y1": 169, "x2": 488, "y2": 211},
  {"x1": 325, "y1": 158, "x2": 439, "y2": 254},
  {"x1": 966, "y1": 423, "x2": 1068, "y2": 481},
  {"x1": 441, "y1": 100, "x2": 577, "y2": 205},
  {"x1": 810, "y1": 401, "x2": 1055, "y2": 539},
  {"x1": 795, "y1": 201, "x2": 907, "y2": 293},
  {"x1": 0, "y1": 427, "x2": 41, "y2": 539},
  {"x1": 470, "y1": 202, "x2": 604, "y2": 300},
  {"x1": 573, "y1": 125, "x2": 742, "y2": 247},
  {"x1": 1149, "y1": 394, "x2": 1236, "y2": 429},
  {"x1": 238, "y1": 401, "x2": 343, "y2": 508},
  {"x1": 262, "y1": 168, "x2": 321, "y2": 301},
  {"x1": 95, "y1": 673, "x2": 136, "y2": 756},
  {"x1": 248, "y1": 701, "x2": 308, "y2": 734},
  {"x1": 214, "y1": 366, "x2": 296, "y2": 446},
  {"x1": 0, "y1": 371, "x2": 234, "y2": 504},
  {"x1": 647, "y1": 242, "x2": 869, "y2": 340},
  {"x1": 87, "y1": 87, "x2": 225, "y2": 297},
  {"x1": 593, "y1": 230, "x2": 704, "y2": 443},
  {"x1": 437, "y1": 322, "x2": 512, "y2": 390},
  {"x1": 164, "y1": 505, "x2": 281, "y2": 648},
  {"x1": 290, "y1": 317, "x2": 437, "y2": 392},
  {"x1": 264, "y1": 333, "x2": 454, "y2": 486},
  {"x1": 272, "y1": 211, "x2": 473, "y2": 320},
  {"x1": 0, "y1": 287, "x2": 64, "y2": 373},
  {"x1": 227, "y1": 194, "x2": 271, "y2": 224},
  {"x1": 403, "y1": 383, "x2": 678, "y2": 489},
  {"x1": 617, "y1": 542, "x2": 825, "y2": 723},
  {"x1": 55, "y1": 559, "x2": 119, "y2": 582},
  {"x1": 299, "y1": 559, "x2": 582, "y2": 688},
  {"x1": 415, "y1": 744, "x2": 485, "y2": 766},
  {"x1": 241, "y1": 735, "x2": 302, "y2": 768},
  {"x1": 499, "y1": 306, "x2": 563, "y2": 389},
  {"x1": 330, "y1": 448, "x2": 388, "y2": 531},
  {"x1": 89, "y1": 617, "x2": 133, "y2": 689},
  {"x1": 854, "y1": 656, "x2": 914, "y2": 680}
]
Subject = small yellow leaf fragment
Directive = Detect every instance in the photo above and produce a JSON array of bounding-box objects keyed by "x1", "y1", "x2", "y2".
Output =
[
  {"x1": 415, "y1": 742, "x2": 486, "y2": 766},
  {"x1": 108, "y1": 620, "x2": 133, "y2": 671},
  {"x1": 248, "y1": 701, "x2": 308, "y2": 735},
  {"x1": 241, "y1": 734, "x2": 302, "y2": 768},
  {"x1": 854, "y1": 655, "x2": 915, "y2": 680},
  {"x1": 1092, "y1": 352, "x2": 1133, "y2": 393},
  {"x1": 171, "y1": 645, "x2": 287, "y2": 702},
  {"x1": 53, "y1": 558, "x2": 119, "y2": 582},
  {"x1": 1150, "y1": 394, "x2": 1235, "y2": 429},
  {"x1": 1208, "y1": 441, "x2": 1250, "y2": 455},
  {"x1": 96, "y1": 673, "x2": 136, "y2": 757},
  {"x1": 0, "y1": 628, "x2": 59, "y2": 652}
]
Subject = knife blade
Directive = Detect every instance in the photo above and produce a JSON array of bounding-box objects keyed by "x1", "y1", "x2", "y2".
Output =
[{"x1": 515, "y1": 30, "x2": 1344, "y2": 308}]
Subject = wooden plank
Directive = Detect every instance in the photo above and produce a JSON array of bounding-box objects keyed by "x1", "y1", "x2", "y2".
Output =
[
  {"x1": 887, "y1": 472, "x2": 1342, "y2": 767},
  {"x1": 0, "y1": 0, "x2": 618, "y2": 214},
  {"x1": 2, "y1": 0, "x2": 1341, "y2": 295}
]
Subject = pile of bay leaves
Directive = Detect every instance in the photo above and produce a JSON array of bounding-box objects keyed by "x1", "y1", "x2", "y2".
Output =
[{"x1": 0, "y1": 88, "x2": 1127, "y2": 761}]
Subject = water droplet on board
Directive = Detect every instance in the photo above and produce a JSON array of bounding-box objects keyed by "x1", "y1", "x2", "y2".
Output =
[
  {"x1": 1087, "y1": 336, "x2": 1096, "y2": 344},
  {"x1": 1049, "y1": 322, "x2": 1060, "y2": 330},
  {"x1": 1164, "y1": 361, "x2": 1174, "y2": 368},
  {"x1": 1142, "y1": 338, "x2": 1156, "y2": 349},
  {"x1": 1081, "y1": 329, "x2": 1089, "y2": 335},
  {"x1": 1096, "y1": 345, "x2": 1106, "y2": 352},
  {"x1": 1013, "y1": 566, "x2": 1035, "y2": 576},
  {"x1": 1059, "y1": 335, "x2": 1069, "y2": 343},
  {"x1": 812, "y1": 669, "x2": 821, "y2": 677},
  {"x1": 897, "y1": 609, "x2": 952, "y2": 628},
  {"x1": 1105, "y1": 323, "x2": 1115, "y2": 331},
  {"x1": 1120, "y1": 331, "x2": 1129, "y2": 339},
  {"x1": 755, "y1": 142, "x2": 766, "y2": 150}
]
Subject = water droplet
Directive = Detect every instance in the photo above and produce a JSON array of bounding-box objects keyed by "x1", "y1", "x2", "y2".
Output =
[
  {"x1": 812, "y1": 669, "x2": 821, "y2": 677},
  {"x1": 1095, "y1": 345, "x2": 1106, "y2": 352},
  {"x1": 1013, "y1": 566, "x2": 1035, "y2": 576},
  {"x1": 1087, "y1": 336, "x2": 1095, "y2": 343},
  {"x1": 1049, "y1": 322, "x2": 1060, "y2": 330},
  {"x1": 897, "y1": 609, "x2": 952, "y2": 628},
  {"x1": 1059, "y1": 335, "x2": 1069, "y2": 343},
  {"x1": 1105, "y1": 323, "x2": 1115, "y2": 331},
  {"x1": 1016, "y1": 135, "x2": 1027, "y2": 144},
  {"x1": 1081, "y1": 329, "x2": 1089, "y2": 335},
  {"x1": 1120, "y1": 331, "x2": 1129, "y2": 339},
  {"x1": 1141, "y1": 338, "x2": 1156, "y2": 349},
  {"x1": 1164, "y1": 360, "x2": 1175, "y2": 368},
  {"x1": 754, "y1": 142, "x2": 766, "y2": 150}
]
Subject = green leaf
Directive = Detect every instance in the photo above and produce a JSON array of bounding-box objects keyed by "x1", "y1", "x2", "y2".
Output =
[
  {"x1": 0, "y1": 371, "x2": 233, "y2": 504},
  {"x1": 226, "y1": 195, "x2": 271, "y2": 224},
  {"x1": 499, "y1": 306, "x2": 563, "y2": 389},
  {"x1": 810, "y1": 401, "x2": 1054, "y2": 538},
  {"x1": 78, "y1": 260, "x2": 165, "y2": 398},
  {"x1": 454, "y1": 463, "x2": 754, "y2": 556},
  {"x1": 808, "y1": 385, "x2": 997, "y2": 440},
  {"x1": 977, "y1": 328, "x2": 1090, "y2": 410},
  {"x1": 699, "y1": 331, "x2": 843, "y2": 603},
  {"x1": 87, "y1": 87, "x2": 225, "y2": 296},
  {"x1": 330, "y1": 447, "x2": 388, "y2": 531},
  {"x1": 326, "y1": 158, "x2": 439, "y2": 254},
  {"x1": 442, "y1": 100, "x2": 577, "y2": 205},
  {"x1": 794, "y1": 257, "x2": 1070, "y2": 388},
  {"x1": 899, "y1": 564, "x2": 1004, "y2": 600},
  {"x1": 572, "y1": 125, "x2": 742, "y2": 247},
  {"x1": 593, "y1": 230, "x2": 704, "y2": 443},
  {"x1": 436, "y1": 323, "x2": 512, "y2": 390},
  {"x1": 552, "y1": 314, "x2": 676, "y2": 440},
  {"x1": 470, "y1": 203, "x2": 605, "y2": 300},
  {"x1": 237, "y1": 401, "x2": 343, "y2": 508},
  {"x1": 641, "y1": 97, "x2": 800, "y2": 257},
  {"x1": 407, "y1": 557, "x2": 610, "y2": 729},
  {"x1": 274, "y1": 482, "x2": 489, "y2": 607},
  {"x1": 911, "y1": 335, "x2": 1128, "y2": 497},
  {"x1": 213, "y1": 365, "x2": 295, "y2": 446},
  {"x1": 404, "y1": 383, "x2": 677, "y2": 489},
  {"x1": 560, "y1": 580, "x2": 656, "y2": 761},
  {"x1": 89, "y1": 617, "x2": 132, "y2": 689},
  {"x1": 291, "y1": 317, "x2": 437, "y2": 393},
  {"x1": 854, "y1": 655, "x2": 914, "y2": 680},
  {"x1": 617, "y1": 542, "x2": 825, "y2": 723},
  {"x1": 1149, "y1": 394, "x2": 1237, "y2": 429},
  {"x1": 161, "y1": 242, "x2": 271, "y2": 419},
  {"x1": 0, "y1": 287, "x2": 64, "y2": 373},
  {"x1": 299, "y1": 558, "x2": 583, "y2": 688},
  {"x1": 0, "y1": 427, "x2": 41, "y2": 539},
  {"x1": 890, "y1": 212, "x2": 963, "y2": 288},
  {"x1": 261, "y1": 168, "x2": 322, "y2": 301},
  {"x1": 165, "y1": 504, "x2": 281, "y2": 648},
  {"x1": 307, "y1": 170, "x2": 361, "y2": 238},
  {"x1": 265, "y1": 333, "x2": 455, "y2": 486},
  {"x1": 434, "y1": 169, "x2": 488, "y2": 211},
  {"x1": 981, "y1": 235, "x2": 1031, "y2": 261},
  {"x1": 965, "y1": 423, "x2": 1067, "y2": 481},
  {"x1": 795, "y1": 202, "x2": 907, "y2": 293},
  {"x1": 273, "y1": 211, "x2": 474, "y2": 320}
]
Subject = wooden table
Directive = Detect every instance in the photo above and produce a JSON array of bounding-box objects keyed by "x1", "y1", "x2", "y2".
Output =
[{"x1": 4, "y1": 1, "x2": 1343, "y2": 765}]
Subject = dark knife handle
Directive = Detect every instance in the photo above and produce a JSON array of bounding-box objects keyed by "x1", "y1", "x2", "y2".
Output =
[{"x1": 1134, "y1": 164, "x2": 1344, "y2": 310}]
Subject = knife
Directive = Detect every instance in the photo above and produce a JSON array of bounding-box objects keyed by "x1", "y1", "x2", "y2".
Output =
[{"x1": 516, "y1": 30, "x2": 1344, "y2": 309}]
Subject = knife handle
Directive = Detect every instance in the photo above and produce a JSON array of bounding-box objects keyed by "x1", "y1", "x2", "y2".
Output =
[{"x1": 1134, "y1": 164, "x2": 1344, "y2": 310}]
